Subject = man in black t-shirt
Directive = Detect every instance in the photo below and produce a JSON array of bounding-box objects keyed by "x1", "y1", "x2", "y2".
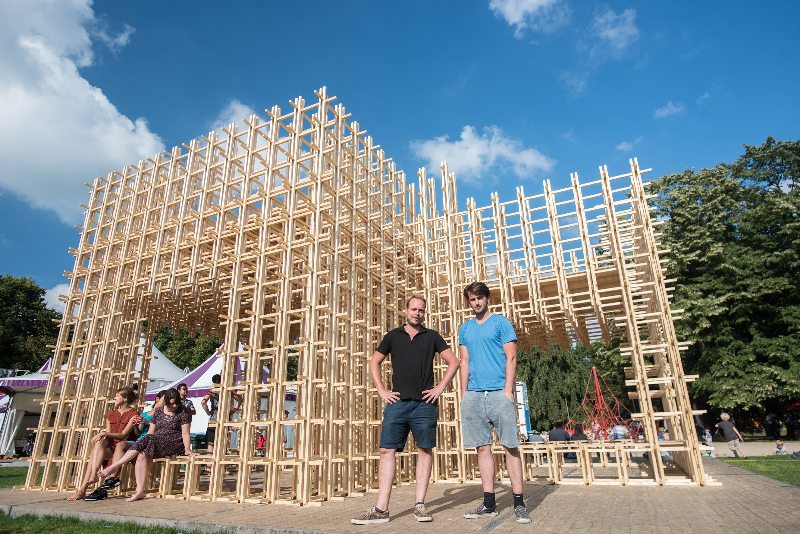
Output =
[
  {"x1": 548, "y1": 420, "x2": 571, "y2": 442},
  {"x1": 352, "y1": 296, "x2": 459, "y2": 525},
  {"x1": 716, "y1": 412, "x2": 747, "y2": 458}
]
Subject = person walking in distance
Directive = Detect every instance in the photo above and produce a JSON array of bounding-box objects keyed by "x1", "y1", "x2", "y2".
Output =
[
  {"x1": 716, "y1": 413, "x2": 747, "y2": 459},
  {"x1": 352, "y1": 296, "x2": 460, "y2": 524},
  {"x1": 459, "y1": 281, "x2": 530, "y2": 524}
]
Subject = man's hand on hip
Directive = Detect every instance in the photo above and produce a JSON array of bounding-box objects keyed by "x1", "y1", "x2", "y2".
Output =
[
  {"x1": 421, "y1": 387, "x2": 443, "y2": 403},
  {"x1": 378, "y1": 389, "x2": 401, "y2": 403}
]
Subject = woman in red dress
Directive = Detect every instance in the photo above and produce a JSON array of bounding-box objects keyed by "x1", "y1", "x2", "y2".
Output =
[
  {"x1": 98, "y1": 388, "x2": 196, "y2": 502},
  {"x1": 67, "y1": 387, "x2": 138, "y2": 500}
]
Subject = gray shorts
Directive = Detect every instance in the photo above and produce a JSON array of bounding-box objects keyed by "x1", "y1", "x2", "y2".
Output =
[{"x1": 461, "y1": 390, "x2": 519, "y2": 449}]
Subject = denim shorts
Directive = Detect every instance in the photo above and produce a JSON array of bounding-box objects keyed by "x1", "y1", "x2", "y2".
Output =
[
  {"x1": 461, "y1": 390, "x2": 519, "y2": 448},
  {"x1": 379, "y1": 399, "x2": 438, "y2": 450}
]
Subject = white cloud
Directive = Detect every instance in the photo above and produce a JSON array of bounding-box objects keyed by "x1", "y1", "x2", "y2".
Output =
[
  {"x1": 615, "y1": 136, "x2": 643, "y2": 152},
  {"x1": 0, "y1": 0, "x2": 164, "y2": 224},
  {"x1": 410, "y1": 125, "x2": 555, "y2": 183},
  {"x1": 210, "y1": 99, "x2": 256, "y2": 133},
  {"x1": 560, "y1": 7, "x2": 640, "y2": 96},
  {"x1": 44, "y1": 283, "x2": 70, "y2": 314},
  {"x1": 697, "y1": 92, "x2": 711, "y2": 104},
  {"x1": 654, "y1": 101, "x2": 686, "y2": 118},
  {"x1": 91, "y1": 21, "x2": 135, "y2": 55},
  {"x1": 591, "y1": 7, "x2": 640, "y2": 60},
  {"x1": 560, "y1": 70, "x2": 589, "y2": 97},
  {"x1": 489, "y1": 0, "x2": 570, "y2": 37}
]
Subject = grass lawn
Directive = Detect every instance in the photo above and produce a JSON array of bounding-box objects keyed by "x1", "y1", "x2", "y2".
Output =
[
  {"x1": 0, "y1": 469, "x2": 208, "y2": 533},
  {"x1": 0, "y1": 514, "x2": 205, "y2": 534},
  {"x1": 0, "y1": 467, "x2": 29, "y2": 489},
  {"x1": 723, "y1": 456, "x2": 800, "y2": 486}
]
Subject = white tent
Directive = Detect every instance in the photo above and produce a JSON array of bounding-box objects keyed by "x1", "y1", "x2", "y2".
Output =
[
  {"x1": 145, "y1": 346, "x2": 296, "y2": 439},
  {"x1": 0, "y1": 359, "x2": 58, "y2": 456},
  {"x1": 134, "y1": 345, "x2": 186, "y2": 391},
  {"x1": 144, "y1": 346, "x2": 250, "y2": 434},
  {"x1": 0, "y1": 345, "x2": 184, "y2": 456}
]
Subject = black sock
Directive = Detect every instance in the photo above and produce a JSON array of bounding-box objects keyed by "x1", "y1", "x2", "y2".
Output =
[
  {"x1": 483, "y1": 492, "x2": 496, "y2": 509},
  {"x1": 513, "y1": 493, "x2": 524, "y2": 508},
  {"x1": 415, "y1": 502, "x2": 424, "y2": 506},
  {"x1": 375, "y1": 506, "x2": 387, "y2": 513}
]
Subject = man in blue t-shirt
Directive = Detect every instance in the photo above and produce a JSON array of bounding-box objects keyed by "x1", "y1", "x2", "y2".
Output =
[{"x1": 459, "y1": 281, "x2": 530, "y2": 524}]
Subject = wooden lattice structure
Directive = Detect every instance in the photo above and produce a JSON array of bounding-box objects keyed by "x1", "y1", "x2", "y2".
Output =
[{"x1": 26, "y1": 88, "x2": 708, "y2": 503}]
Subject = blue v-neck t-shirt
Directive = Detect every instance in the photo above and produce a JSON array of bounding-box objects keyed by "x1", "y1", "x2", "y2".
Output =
[{"x1": 459, "y1": 314, "x2": 517, "y2": 391}]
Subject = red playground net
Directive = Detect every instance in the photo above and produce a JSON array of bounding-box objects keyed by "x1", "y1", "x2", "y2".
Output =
[{"x1": 568, "y1": 366, "x2": 640, "y2": 440}]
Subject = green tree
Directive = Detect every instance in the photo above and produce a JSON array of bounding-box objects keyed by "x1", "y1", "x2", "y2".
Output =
[
  {"x1": 648, "y1": 137, "x2": 800, "y2": 411},
  {"x1": 519, "y1": 344, "x2": 590, "y2": 431},
  {"x1": 0, "y1": 275, "x2": 61, "y2": 371},
  {"x1": 153, "y1": 326, "x2": 220, "y2": 371}
]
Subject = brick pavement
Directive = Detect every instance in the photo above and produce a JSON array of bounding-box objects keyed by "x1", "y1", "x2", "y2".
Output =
[{"x1": 0, "y1": 458, "x2": 797, "y2": 534}]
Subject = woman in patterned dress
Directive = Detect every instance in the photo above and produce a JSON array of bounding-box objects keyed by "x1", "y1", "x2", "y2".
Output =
[
  {"x1": 98, "y1": 388, "x2": 196, "y2": 502},
  {"x1": 67, "y1": 387, "x2": 138, "y2": 501}
]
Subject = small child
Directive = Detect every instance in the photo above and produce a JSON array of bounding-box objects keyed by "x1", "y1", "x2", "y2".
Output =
[
  {"x1": 704, "y1": 428, "x2": 713, "y2": 456},
  {"x1": 774, "y1": 440, "x2": 789, "y2": 455}
]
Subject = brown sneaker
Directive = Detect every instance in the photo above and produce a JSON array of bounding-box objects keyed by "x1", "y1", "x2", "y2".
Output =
[
  {"x1": 352, "y1": 506, "x2": 390, "y2": 524},
  {"x1": 414, "y1": 503, "x2": 432, "y2": 522}
]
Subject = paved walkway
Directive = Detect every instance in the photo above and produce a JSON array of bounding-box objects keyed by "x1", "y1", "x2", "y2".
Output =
[{"x1": 0, "y1": 458, "x2": 797, "y2": 534}]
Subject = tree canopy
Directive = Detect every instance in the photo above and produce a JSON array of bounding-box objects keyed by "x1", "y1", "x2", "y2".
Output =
[
  {"x1": 517, "y1": 137, "x2": 799, "y2": 427},
  {"x1": 0, "y1": 275, "x2": 61, "y2": 372},
  {"x1": 648, "y1": 137, "x2": 800, "y2": 412},
  {"x1": 518, "y1": 340, "x2": 629, "y2": 431},
  {"x1": 153, "y1": 327, "x2": 220, "y2": 372}
]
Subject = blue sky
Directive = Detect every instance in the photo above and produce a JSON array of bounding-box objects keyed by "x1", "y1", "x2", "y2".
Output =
[{"x1": 1, "y1": 0, "x2": 798, "y2": 310}]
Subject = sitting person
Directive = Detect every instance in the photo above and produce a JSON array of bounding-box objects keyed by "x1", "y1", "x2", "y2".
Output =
[
  {"x1": 774, "y1": 440, "x2": 789, "y2": 455},
  {"x1": 98, "y1": 388, "x2": 196, "y2": 502},
  {"x1": 570, "y1": 423, "x2": 589, "y2": 441},
  {"x1": 137, "y1": 391, "x2": 166, "y2": 442},
  {"x1": 548, "y1": 420, "x2": 571, "y2": 442},
  {"x1": 527, "y1": 431, "x2": 545, "y2": 442},
  {"x1": 67, "y1": 387, "x2": 138, "y2": 501}
]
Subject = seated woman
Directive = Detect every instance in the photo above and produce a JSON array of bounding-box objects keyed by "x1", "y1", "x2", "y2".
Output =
[
  {"x1": 96, "y1": 391, "x2": 166, "y2": 491},
  {"x1": 67, "y1": 387, "x2": 138, "y2": 501},
  {"x1": 571, "y1": 423, "x2": 589, "y2": 441},
  {"x1": 98, "y1": 388, "x2": 196, "y2": 502}
]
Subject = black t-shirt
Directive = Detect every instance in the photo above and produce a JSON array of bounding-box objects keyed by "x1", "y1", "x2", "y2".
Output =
[
  {"x1": 375, "y1": 325, "x2": 449, "y2": 401},
  {"x1": 549, "y1": 428, "x2": 571, "y2": 442},
  {"x1": 717, "y1": 420, "x2": 738, "y2": 441}
]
